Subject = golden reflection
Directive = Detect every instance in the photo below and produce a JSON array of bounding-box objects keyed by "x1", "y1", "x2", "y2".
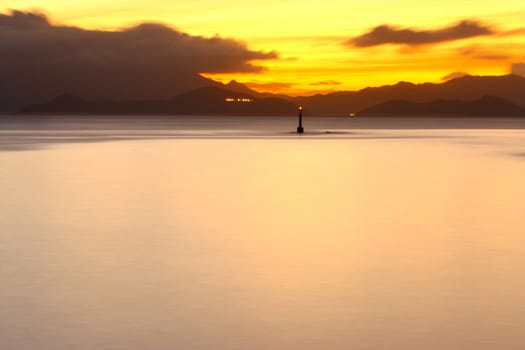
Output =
[{"x1": 2, "y1": 135, "x2": 525, "y2": 349}]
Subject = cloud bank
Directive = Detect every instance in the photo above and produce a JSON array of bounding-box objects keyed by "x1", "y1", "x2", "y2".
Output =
[
  {"x1": 348, "y1": 20, "x2": 493, "y2": 47},
  {"x1": 0, "y1": 10, "x2": 277, "y2": 111}
]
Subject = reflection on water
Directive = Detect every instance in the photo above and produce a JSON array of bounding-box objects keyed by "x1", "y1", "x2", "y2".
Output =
[{"x1": 1, "y1": 118, "x2": 525, "y2": 350}]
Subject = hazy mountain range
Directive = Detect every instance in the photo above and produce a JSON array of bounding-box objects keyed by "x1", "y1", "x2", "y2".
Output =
[
  {"x1": 19, "y1": 87, "x2": 297, "y2": 116},
  {"x1": 358, "y1": 96, "x2": 525, "y2": 117},
  {"x1": 15, "y1": 74, "x2": 525, "y2": 117},
  {"x1": 297, "y1": 74, "x2": 525, "y2": 116}
]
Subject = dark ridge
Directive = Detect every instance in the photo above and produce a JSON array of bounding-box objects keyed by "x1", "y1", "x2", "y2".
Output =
[
  {"x1": 18, "y1": 86, "x2": 298, "y2": 116},
  {"x1": 14, "y1": 75, "x2": 525, "y2": 117},
  {"x1": 296, "y1": 74, "x2": 525, "y2": 116},
  {"x1": 357, "y1": 96, "x2": 525, "y2": 117}
]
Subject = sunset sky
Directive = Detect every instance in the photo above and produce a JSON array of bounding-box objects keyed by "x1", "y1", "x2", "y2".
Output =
[{"x1": 2, "y1": 0, "x2": 524, "y2": 95}]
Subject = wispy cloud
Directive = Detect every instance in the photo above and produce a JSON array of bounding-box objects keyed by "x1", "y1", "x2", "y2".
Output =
[
  {"x1": 244, "y1": 82, "x2": 295, "y2": 90},
  {"x1": 347, "y1": 20, "x2": 493, "y2": 47},
  {"x1": 309, "y1": 80, "x2": 342, "y2": 86},
  {"x1": 458, "y1": 45, "x2": 509, "y2": 61},
  {"x1": 500, "y1": 28, "x2": 525, "y2": 36}
]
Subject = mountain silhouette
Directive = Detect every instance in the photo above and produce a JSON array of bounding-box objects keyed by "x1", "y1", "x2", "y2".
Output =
[
  {"x1": 15, "y1": 74, "x2": 525, "y2": 117},
  {"x1": 224, "y1": 80, "x2": 293, "y2": 100},
  {"x1": 298, "y1": 74, "x2": 525, "y2": 116},
  {"x1": 18, "y1": 86, "x2": 298, "y2": 116},
  {"x1": 224, "y1": 80, "x2": 262, "y2": 96},
  {"x1": 358, "y1": 96, "x2": 525, "y2": 117}
]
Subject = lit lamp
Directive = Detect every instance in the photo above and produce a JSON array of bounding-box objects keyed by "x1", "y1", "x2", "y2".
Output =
[{"x1": 297, "y1": 106, "x2": 304, "y2": 134}]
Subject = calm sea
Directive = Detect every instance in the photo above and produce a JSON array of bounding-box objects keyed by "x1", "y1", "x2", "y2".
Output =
[{"x1": 1, "y1": 116, "x2": 525, "y2": 350}]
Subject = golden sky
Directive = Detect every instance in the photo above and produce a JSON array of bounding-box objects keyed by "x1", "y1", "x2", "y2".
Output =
[{"x1": 2, "y1": 0, "x2": 524, "y2": 95}]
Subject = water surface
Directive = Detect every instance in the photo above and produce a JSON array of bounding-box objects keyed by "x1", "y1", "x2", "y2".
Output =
[{"x1": 1, "y1": 116, "x2": 525, "y2": 350}]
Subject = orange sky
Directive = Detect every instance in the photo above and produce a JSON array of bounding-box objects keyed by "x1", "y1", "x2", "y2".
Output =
[{"x1": 2, "y1": 0, "x2": 525, "y2": 95}]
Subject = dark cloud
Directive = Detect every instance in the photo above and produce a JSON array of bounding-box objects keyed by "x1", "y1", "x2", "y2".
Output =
[
  {"x1": 347, "y1": 20, "x2": 493, "y2": 47},
  {"x1": 441, "y1": 72, "x2": 469, "y2": 81},
  {"x1": 511, "y1": 63, "x2": 525, "y2": 77},
  {"x1": 309, "y1": 80, "x2": 342, "y2": 86},
  {"x1": 0, "y1": 10, "x2": 277, "y2": 111}
]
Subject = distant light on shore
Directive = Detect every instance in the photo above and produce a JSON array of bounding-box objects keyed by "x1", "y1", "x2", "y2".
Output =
[{"x1": 225, "y1": 97, "x2": 253, "y2": 102}]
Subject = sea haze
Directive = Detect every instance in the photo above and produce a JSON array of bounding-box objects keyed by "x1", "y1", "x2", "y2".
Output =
[{"x1": 1, "y1": 116, "x2": 525, "y2": 350}]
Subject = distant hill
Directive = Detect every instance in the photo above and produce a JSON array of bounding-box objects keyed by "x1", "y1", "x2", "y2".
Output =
[
  {"x1": 358, "y1": 96, "x2": 525, "y2": 117},
  {"x1": 223, "y1": 80, "x2": 293, "y2": 100},
  {"x1": 15, "y1": 74, "x2": 525, "y2": 117},
  {"x1": 0, "y1": 70, "x2": 223, "y2": 113},
  {"x1": 297, "y1": 75, "x2": 525, "y2": 116},
  {"x1": 18, "y1": 86, "x2": 298, "y2": 116}
]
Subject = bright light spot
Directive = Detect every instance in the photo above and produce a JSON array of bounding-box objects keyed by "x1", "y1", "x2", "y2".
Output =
[{"x1": 225, "y1": 97, "x2": 253, "y2": 103}]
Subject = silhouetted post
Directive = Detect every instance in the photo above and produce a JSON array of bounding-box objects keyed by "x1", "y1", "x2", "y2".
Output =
[{"x1": 297, "y1": 106, "x2": 304, "y2": 134}]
